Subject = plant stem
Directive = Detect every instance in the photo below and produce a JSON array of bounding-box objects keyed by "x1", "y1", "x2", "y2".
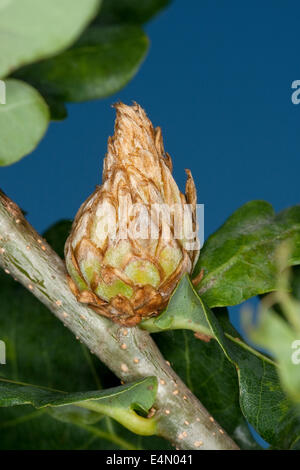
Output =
[
  {"x1": 77, "y1": 402, "x2": 157, "y2": 436},
  {"x1": 142, "y1": 318, "x2": 276, "y2": 366},
  {"x1": 0, "y1": 190, "x2": 239, "y2": 450}
]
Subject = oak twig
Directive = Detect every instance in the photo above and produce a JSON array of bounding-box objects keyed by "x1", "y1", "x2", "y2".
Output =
[{"x1": 0, "y1": 191, "x2": 239, "y2": 450}]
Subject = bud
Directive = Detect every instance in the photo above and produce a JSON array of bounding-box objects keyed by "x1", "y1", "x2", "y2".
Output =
[{"x1": 65, "y1": 103, "x2": 199, "y2": 326}]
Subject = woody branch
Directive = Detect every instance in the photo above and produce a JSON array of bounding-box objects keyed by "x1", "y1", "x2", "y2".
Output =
[{"x1": 0, "y1": 190, "x2": 238, "y2": 451}]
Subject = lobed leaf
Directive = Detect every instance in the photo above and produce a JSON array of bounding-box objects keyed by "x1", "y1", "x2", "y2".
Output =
[
  {"x1": 205, "y1": 307, "x2": 300, "y2": 449},
  {"x1": 94, "y1": 0, "x2": 171, "y2": 25},
  {"x1": 0, "y1": 377, "x2": 158, "y2": 436},
  {"x1": 247, "y1": 265, "x2": 300, "y2": 405},
  {"x1": 0, "y1": 79, "x2": 49, "y2": 166},
  {"x1": 153, "y1": 327, "x2": 260, "y2": 449},
  {"x1": 0, "y1": 0, "x2": 101, "y2": 78},
  {"x1": 142, "y1": 275, "x2": 212, "y2": 337},
  {"x1": 249, "y1": 311, "x2": 300, "y2": 405},
  {"x1": 14, "y1": 25, "x2": 149, "y2": 103},
  {"x1": 145, "y1": 275, "x2": 300, "y2": 449},
  {"x1": 193, "y1": 201, "x2": 300, "y2": 308}
]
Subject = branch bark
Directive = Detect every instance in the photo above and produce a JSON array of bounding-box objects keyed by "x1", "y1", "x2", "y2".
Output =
[{"x1": 0, "y1": 190, "x2": 239, "y2": 450}]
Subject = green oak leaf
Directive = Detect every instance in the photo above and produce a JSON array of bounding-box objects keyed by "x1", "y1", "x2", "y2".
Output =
[
  {"x1": 0, "y1": 79, "x2": 49, "y2": 166},
  {"x1": 246, "y1": 265, "x2": 300, "y2": 405},
  {"x1": 249, "y1": 310, "x2": 300, "y2": 405},
  {"x1": 14, "y1": 25, "x2": 149, "y2": 103},
  {"x1": 153, "y1": 328, "x2": 260, "y2": 450},
  {"x1": 0, "y1": 0, "x2": 101, "y2": 78},
  {"x1": 0, "y1": 377, "x2": 158, "y2": 436},
  {"x1": 142, "y1": 275, "x2": 212, "y2": 337},
  {"x1": 193, "y1": 201, "x2": 300, "y2": 308},
  {"x1": 215, "y1": 310, "x2": 300, "y2": 449},
  {"x1": 43, "y1": 96, "x2": 68, "y2": 121},
  {"x1": 141, "y1": 277, "x2": 259, "y2": 449},
  {"x1": 145, "y1": 275, "x2": 300, "y2": 449},
  {"x1": 95, "y1": 0, "x2": 171, "y2": 25},
  {"x1": 0, "y1": 405, "x2": 167, "y2": 450}
]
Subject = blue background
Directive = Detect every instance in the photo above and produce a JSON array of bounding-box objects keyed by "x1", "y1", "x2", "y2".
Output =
[
  {"x1": 2, "y1": 1, "x2": 300, "y2": 235},
  {"x1": 2, "y1": 0, "x2": 300, "y2": 447}
]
